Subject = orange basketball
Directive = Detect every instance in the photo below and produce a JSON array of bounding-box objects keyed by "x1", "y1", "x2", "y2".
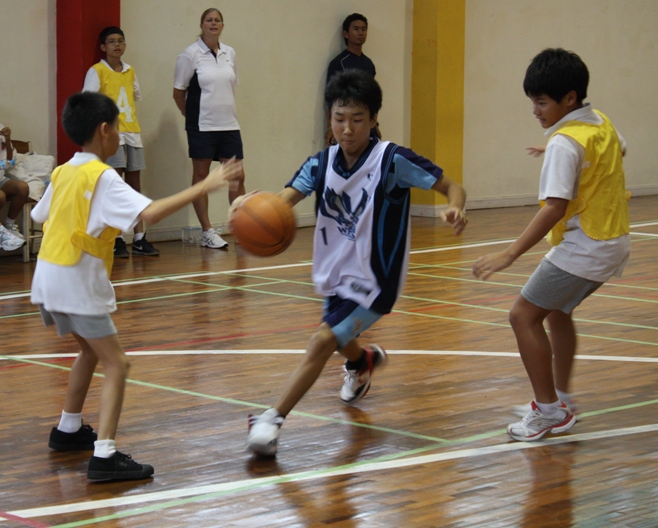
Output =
[{"x1": 230, "y1": 192, "x2": 296, "y2": 257}]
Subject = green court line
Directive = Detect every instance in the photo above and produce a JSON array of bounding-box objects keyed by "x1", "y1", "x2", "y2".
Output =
[
  {"x1": 1, "y1": 227, "x2": 654, "y2": 300},
  {"x1": 171, "y1": 270, "x2": 658, "y2": 334},
  {"x1": 3, "y1": 273, "x2": 656, "y2": 348},
  {"x1": 192, "y1": 271, "x2": 658, "y2": 334},
  {"x1": 0, "y1": 355, "x2": 448, "y2": 444},
  {"x1": 5, "y1": 351, "x2": 658, "y2": 527},
  {"x1": 401, "y1": 292, "x2": 658, "y2": 331},
  {"x1": 411, "y1": 260, "x2": 658, "y2": 292},
  {"x1": 390, "y1": 307, "x2": 658, "y2": 347},
  {"x1": 48, "y1": 440, "x2": 473, "y2": 528},
  {"x1": 47, "y1": 404, "x2": 658, "y2": 528},
  {"x1": 408, "y1": 270, "x2": 658, "y2": 305}
]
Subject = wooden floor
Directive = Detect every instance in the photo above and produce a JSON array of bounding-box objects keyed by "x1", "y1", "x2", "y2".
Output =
[{"x1": 0, "y1": 195, "x2": 657, "y2": 527}]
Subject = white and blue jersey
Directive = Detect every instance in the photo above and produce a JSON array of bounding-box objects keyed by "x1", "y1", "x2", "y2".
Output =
[{"x1": 287, "y1": 138, "x2": 443, "y2": 314}]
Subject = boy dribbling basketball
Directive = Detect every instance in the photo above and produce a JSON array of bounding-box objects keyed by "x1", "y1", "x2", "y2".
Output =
[{"x1": 246, "y1": 69, "x2": 467, "y2": 457}]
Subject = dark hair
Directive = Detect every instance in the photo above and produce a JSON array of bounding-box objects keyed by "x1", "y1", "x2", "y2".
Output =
[
  {"x1": 99, "y1": 26, "x2": 124, "y2": 44},
  {"x1": 523, "y1": 48, "x2": 589, "y2": 103},
  {"x1": 325, "y1": 69, "x2": 382, "y2": 118},
  {"x1": 62, "y1": 92, "x2": 119, "y2": 146},
  {"x1": 342, "y1": 13, "x2": 368, "y2": 45},
  {"x1": 200, "y1": 7, "x2": 223, "y2": 25}
]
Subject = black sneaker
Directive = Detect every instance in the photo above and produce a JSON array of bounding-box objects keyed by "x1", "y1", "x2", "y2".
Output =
[
  {"x1": 114, "y1": 237, "x2": 129, "y2": 258},
  {"x1": 132, "y1": 236, "x2": 160, "y2": 256},
  {"x1": 87, "y1": 451, "x2": 154, "y2": 481},
  {"x1": 48, "y1": 423, "x2": 97, "y2": 451}
]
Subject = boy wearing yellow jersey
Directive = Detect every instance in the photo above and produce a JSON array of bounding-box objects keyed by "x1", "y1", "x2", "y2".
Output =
[
  {"x1": 84, "y1": 26, "x2": 158, "y2": 257},
  {"x1": 472, "y1": 48, "x2": 630, "y2": 441},
  {"x1": 32, "y1": 92, "x2": 240, "y2": 480}
]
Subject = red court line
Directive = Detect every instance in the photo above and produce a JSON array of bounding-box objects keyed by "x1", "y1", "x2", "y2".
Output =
[
  {"x1": 127, "y1": 323, "x2": 319, "y2": 351},
  {"x1": 0, "y1": 511, "x2": 51, "y2": 527}
]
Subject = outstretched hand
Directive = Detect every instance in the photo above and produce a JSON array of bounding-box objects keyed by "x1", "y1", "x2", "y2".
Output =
[
  {"x1": 204, "y1": 158, "x2": 243, "y2": 194},
  {"x1": 472, "y1": 250, "x2": 514, "y2": 281},
  {"x1": 440, "y1": 207, "x2": 468, "y2": 236},
  {"x1": 526, "y1": 146, "x2": 546, "y2": 157}
]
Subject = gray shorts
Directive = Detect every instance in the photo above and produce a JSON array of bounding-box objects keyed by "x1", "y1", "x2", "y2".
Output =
[
  {"x1": 0, "y1": 175, "x2": 10, "y2": 188},
  {"x1": 521, "y1": 258, "x2": 603, "y2": 314},
  {"x1": 39, "y1": 305, "x2": 117, "y2": 339},
  {"x1": 106, "y1": 145, "x2": 146, "y2": 172}
]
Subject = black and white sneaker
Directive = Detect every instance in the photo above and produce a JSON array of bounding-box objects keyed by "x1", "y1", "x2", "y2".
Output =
[
  {"x1": 340, "y1": 344, "x2": 388, "y2": 404},
  {"x1": 132, "y1": 236, "x2": 160, "y2": 256}
]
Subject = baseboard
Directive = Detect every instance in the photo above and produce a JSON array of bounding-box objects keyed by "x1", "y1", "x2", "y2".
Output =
[
  {"x1": 136, "y1": 213, "x2": 319, "y2": 244},
  {"x1": 411, "y1": 184, "x2": 658, "y2": 217},
  {"x1": 627, "y1": 184, "x2": 658, "y2": 197}
]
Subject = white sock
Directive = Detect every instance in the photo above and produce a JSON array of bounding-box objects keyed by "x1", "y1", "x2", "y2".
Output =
[
  {"x1": 263, "y1": 407, "x2": 284, "y2": 419},
  {"x1": 535, "y1": 400, "x2": 560, "y2": 415},
  {"x1": 133, "y1": 232, "x2": 144, "y2": 242},
  {"x1": 94, "y1": 439, "x2": 117, "y2": 459},
  {"x1": 58, "y1": 411, "x2": 82, "y2": 433},
  {"x1": 556, "y1": 389, "x2": 572, "y2": 405}
]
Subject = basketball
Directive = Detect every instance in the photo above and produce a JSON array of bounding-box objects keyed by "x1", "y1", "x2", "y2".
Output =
[{"x1": 230, "y1": 192, "x2": 296, "y2": 257}]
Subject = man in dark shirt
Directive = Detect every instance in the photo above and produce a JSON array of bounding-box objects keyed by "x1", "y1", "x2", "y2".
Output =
[{"x1": 325, "y1": 13, "x2": 380, "y2": 146}]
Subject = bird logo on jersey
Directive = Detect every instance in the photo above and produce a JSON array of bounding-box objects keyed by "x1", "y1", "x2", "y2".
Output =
[{"x1": 320, "y1": 187, "x2": 368, "y2": 240}]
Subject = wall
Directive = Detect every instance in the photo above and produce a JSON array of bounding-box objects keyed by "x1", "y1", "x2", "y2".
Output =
[
  {"x1": 121, "y1": 0, "x2": 413, "y2": 239},
  {"x1": 0, "y1": 0, "x2": 56, "y2": 156},
  {"x1": 1, "y1": 1, "x2": 656, "y2": 235},
  {"x1": 463, "y1": 0, "x2": 658, "y2": 208}
]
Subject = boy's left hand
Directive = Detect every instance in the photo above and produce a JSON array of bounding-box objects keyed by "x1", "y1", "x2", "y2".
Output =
[{"x1": 441, "y1": 207, "x2": 468, "y2": 235}]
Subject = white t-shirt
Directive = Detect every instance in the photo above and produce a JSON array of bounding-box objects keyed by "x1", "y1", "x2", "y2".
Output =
[
  {"x1": 30, "y1": 152, "x2": 152, "y2": 314},
  {"x1": 174, "y1": 38, "x2": 239, "y2": 131},
  {"x1": 539, "y1": 104, "x2": 630, "y2": 282},
  {"x1": 83, "y1": 60, "x2": 143, "y2": 148}
]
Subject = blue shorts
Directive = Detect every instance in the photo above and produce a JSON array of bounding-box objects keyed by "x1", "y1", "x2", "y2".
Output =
[
  {"x1": 186, "y1": 130, "x2": 244, "y2": 161},
  {"x1": 106, "y1": 145, "x2": 146, "y2": 172},
  {"x1": 521, "y1": 258, "x2": 603, "y2": 314},
  {"x1": 322, "y1": 296, "x2": 383, "y2": 349}
]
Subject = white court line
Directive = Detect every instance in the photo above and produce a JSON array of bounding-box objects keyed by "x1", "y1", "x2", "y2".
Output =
[
  {"x1": 9, "y1": 422, "x2": 658, "y2": 520},
  {"x1": 3, "y1": 349, "x2": 658, "y2": 363},
  {"x1": 630, "y1": 231, "x2": 658, "y2": 237}
]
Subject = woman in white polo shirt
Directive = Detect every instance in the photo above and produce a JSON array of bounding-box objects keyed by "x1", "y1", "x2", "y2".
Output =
[{"x1": 173, "y1": 7, "x2": 246, "y2": 249}]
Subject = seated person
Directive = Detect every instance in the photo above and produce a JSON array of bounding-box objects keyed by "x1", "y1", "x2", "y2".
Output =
[{"x1": 0, "y1": 124, "x2": 28, "y2": 250}]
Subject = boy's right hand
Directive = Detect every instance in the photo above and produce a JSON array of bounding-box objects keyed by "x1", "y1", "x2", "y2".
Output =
[
  {"x1": 204, "y1": 158, "x2": 242, "y2": 194},
  {"x1": 472, "y1": 250, "x2": 514, "y2": 280}
]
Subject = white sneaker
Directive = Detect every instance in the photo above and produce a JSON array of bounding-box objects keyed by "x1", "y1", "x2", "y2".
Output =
[
  {"x1": 247, "y1": 408, "x2": 284, "y2": 457},
  {"x1": 507, "y1": 401, "x2": 576, "y2": 442},
  {"x1": 201, "y1": 228, "x2": 228, "y2": 249},
  {"x1": 5, "y1": 223, "x2": 25, "y2": 240},
  {"x1": 0, "y1": 224, "x2": 26, "y2": 251}
]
